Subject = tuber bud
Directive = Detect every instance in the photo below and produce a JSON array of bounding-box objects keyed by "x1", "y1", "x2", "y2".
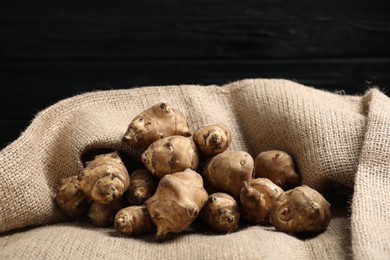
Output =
[
  {"x1": 200, "y1": 193, "x2": 240, "y2": 233},
  {"x1": 78, "y1": 151, "x2": 130, "y2": 204},
  {"x1": 254, "y1": 150, "x2": 300, "y2": 190},
  {"x1": 88, "y1": 199, "x2": 126, "y2": 227},
  {"x1": 193, "y1": 124, "x2": 232, "y2": 157},
  {"x1": 122, "y1": 102, "x2": 192, "y2": 149},
  {"x1": 239, "y1": 178, "x2": 284, "y2": 224},
  {"x1": 270, "y1": 185, "x2": 331, "y2": 234},
  {"x1": 115, "y1": 205, "x2": 154, "y2": 236},
  {"x1": 203, "y1": 151, "x2": 254, "y2": 198},
  {"x1": 126, "y1": 169, "x2": 157, "y2": 205},
  {"x1": 55, "y1": 175, "x2": 91, "y2": 218},
  {"x1": 141, "y1": 135, "x2": 199, "y2": 178},
  {"x1": 145, "y1": 169, "x2": 208, "y2": 240}
]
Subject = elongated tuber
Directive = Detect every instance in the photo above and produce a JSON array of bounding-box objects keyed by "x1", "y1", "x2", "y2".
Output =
[
  {"x1": 55, "y1": 175, "x2": 90, "y2": 218},
  {"x1": 200, "y1": 193, "x2": 240, "y2": 233},
  {"x1": 88, "y1": 199, "x2": 126, "y2": 227},
  {"x1": 122, "y1": 102, "x2": 192, "y2": 149},
  {"x1": 145, "y1": 169, "x2": 208, "y2": 240},
  {"x1": 126, "y1": 169, "x2": 157, "y2": 205},
  {"x1": 240, "y1": 178, "x2": 283, "y2": 224},
  {"x1": 115, "y1": 205, "x2": 154, "y2": 236},
  {"x1": 193, "y1": 124, "x2": 232, "y2": 157},
  {"x1": 270, "y1": 185, "x2": 331, "y2": 233},
  {"x1": 78, "y1": 151, "x2": 130, "y2": 204},
  {"x1": 255, "y1": 150, "x2": 300, "y2": 189},
  {"x1": 203, "y1": 151, "x2": 254, "y2": 198},
  {"x1": 142, "y1": 135, "x2": 199, "y2": 178}
]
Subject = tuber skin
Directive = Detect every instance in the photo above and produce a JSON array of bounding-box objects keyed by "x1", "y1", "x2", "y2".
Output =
[
  {"x1": 55, "y1": 175, "x2": 91, "y2": 218},
  {"x1": 78, "y1": 151, "x2": 130, "y2": 204},
  {"x1": 122, "y1": 102, "x2": 192, "y2": 149},
  {"x1": 193, "y1": 124, "x2": 232, "y2": 157},
  {"x1": 270, "y1": 185, "x2": 331, "y2": 234},
  {"x1": 88, "y1": 199, "x2": 126, "y2": 227},
  {"x1": 255, "y1": 150, "x2": 300, "y2": 190},
  {"x1": 203, "y1": 151, "x2": 254, "y2": 198},
  {"x1": 141, "y1": 135, "x2": 199, "y2": 178},
  {"x1": 145, "y1": 169, "x2": 208, "y2": 240},
  {"x1": 200, "y1": 193, "x2": 240, "y2": 233},
  {"x1": 115, "y1": 205, "x2": 154, "y2": 236},
  {"x1": 239, "y1": 178, "x2": 284, "y2": 225},
  {"x1": 126, "y1": 169, "x2": 157, "y2": 205}
]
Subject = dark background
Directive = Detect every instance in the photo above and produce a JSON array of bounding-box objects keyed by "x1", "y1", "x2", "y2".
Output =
[{"x1": 1, "y1": 0, "x2": 390, "y2": 149}]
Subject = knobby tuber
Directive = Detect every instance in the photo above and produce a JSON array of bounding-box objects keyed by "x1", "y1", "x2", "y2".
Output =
[
  {"x1": 240, "y1": 178, "x2": 284, "y2": 224},
  {"x1": 203, "y1": 151, "x2": 254, "y2": 198},
  {"x1": 193, "y1": 124, "x2": 232, "y2": 157},
  {"x1": 115, "y1": 205, "x2": 154, "y2": 236},
  {"x1": 200, "y1": 193, "x2": 240, "y2": 233},
  {"x1": 270, "y1": 185, "x2": 331, "y2": 233},
  {"x1": 255, "y1": 150, "x2": 300, "y2": 190},
  {"x1": 88, "y1": 199, "x2": 126, "y2": 227},
  {"x1": 126, "y1": 169, "x2": 157, "y2": 205},
  {"x1": 78, "y1": 151, "x2": 130, "y2": 204},
  {"x1": 142, "y1": 135, "x2": 199, "y2": 178},
  {"x1": 145, "y1": 169, "x2": 208, "y2": 240},
  {"x1": 55, "y1": 175, "x2": 90, "y2": 218},
  {"x1": 122, "y1": 102, "x2": 192, "y2": 149}
]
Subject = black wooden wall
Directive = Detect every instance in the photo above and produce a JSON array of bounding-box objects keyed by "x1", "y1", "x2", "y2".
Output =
[{"x1": 1, "y1": 0, "x2": 390, "y2": 148}]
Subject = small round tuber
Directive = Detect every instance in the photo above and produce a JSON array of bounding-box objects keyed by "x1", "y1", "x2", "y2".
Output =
[
  {"x1": 203, "y1": 151, "x2": 254, "y2": 198},
  {"x1": 115, "y1": 205, "x2": 154, "y2": 236},
  {"x1": 255, "y1": 150, "x2": 300, "y2": 190},
  {"x1": 145, "y1": 169, "x2": 208, "y2": 240},
  {"x1": 200, "y1": 193, "x2": 240, "y2": 233},
  {"x1": 55, "y1": 175, "x2": 91, "y2": 218},
  {"x1": 239, "y1": 178, "x2": 284, "y2": 224},
  {"x1": 126, "y1": 169, "x2": 157, "y2": 205},
  {"x1": 88, "y1": 199, "x2": 126, "y2": 227},
  {"x1": 270, "y1": 185, "x2": 331, "y2": 234},
  {"x1": 141, "y1": 135, "x2": 199, "y2": 178},
  {"x1": 193, "y1": 124, "x2": 232, "y2": 157},
  {"x1": 122, "y1": 102, "x2": 192, "y2": 149},
  {"x1": 78, "y1": 151, "x2": 130, "y2": 204}
]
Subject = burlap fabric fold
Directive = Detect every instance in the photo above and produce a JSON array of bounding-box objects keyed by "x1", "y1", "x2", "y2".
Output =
[{"x1": 0, "y1": 79, "x2": 389, "y2": 259}]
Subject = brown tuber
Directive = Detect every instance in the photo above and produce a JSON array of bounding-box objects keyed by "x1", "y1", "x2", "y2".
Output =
[
  {"x1": 142, "y1": 135, "x2": 199, "y2": 178},
  {"x1": 203, "y1": 151, "x2": 254, "y2": 198},
  {"x1": 145, "y1": 169, "x2": 208, "y2": 240},
  {"x1": 270, "y1": 185, "x2": 331, "y2": 234},
  {"x1": 126, "y1": 169, "x2": 157, "y2": 205},
  {"x1": 78, "y1": 151, "x2": 130, "y2": 204},
  {"x1": 193, "y1": 124, "x2": 232, "y2": 157},
  {"x1": 55, "y1": 175, "x2": 90, "y2": 218},
  {"x1": 88, "y1": 199, "x2": 126, "y2": 227},
  {"x1": 115, "y1": 205, "x2": 154, "y2": 236},
  {"x1": 239, "y1": 178, "x2": 284, "y2": 224},
  {"x1": 200, "y1": 193, "x2": 240, "y2": 233},
  {"x1": 255, "y1": 150, "x2": 300, "y2": 190},
  {"x1": 122, "y1": 102, "x2": 192, "y2": 149}
]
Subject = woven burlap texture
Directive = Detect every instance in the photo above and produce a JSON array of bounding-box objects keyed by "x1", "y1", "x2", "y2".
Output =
[{"x1": 0, "y1": 79, "x2": 389, "y2": 259}]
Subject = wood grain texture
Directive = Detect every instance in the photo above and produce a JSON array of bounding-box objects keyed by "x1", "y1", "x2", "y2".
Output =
[{"x1": 1, "y1": 0, "x2": 390, "y2": 148}]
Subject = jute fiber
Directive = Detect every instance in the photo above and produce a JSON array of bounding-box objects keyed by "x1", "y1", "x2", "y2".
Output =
[{"x1": 0, "y1": 79, "x2": 389, "y2": 259}]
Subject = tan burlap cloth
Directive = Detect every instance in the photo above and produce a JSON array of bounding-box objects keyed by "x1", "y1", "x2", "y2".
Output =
[{"x1": 1, "y1": 79, "x2": 389, "y2": 259}]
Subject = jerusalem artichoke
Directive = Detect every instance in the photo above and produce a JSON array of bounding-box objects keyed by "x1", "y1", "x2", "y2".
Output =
[
  {"x1": 145, "y1": 169, "x2": 208, "y2": 240},
  {"x1": 126, "y1": 169, "x2": 157, "y2": 205},
  {"x1": 88, "y1": 199, "x2": 126, "y2": 227},
  {"x1": 193, "y1": 124, "x2": 232, "y2": 157},
  {"x1": 115, "y1": 205, "x2": 154, "y2": 236}
]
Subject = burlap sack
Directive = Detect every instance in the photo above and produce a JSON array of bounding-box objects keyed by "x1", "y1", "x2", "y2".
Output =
[{"x1": 0, "y1": 79, "x2": 389, "y2": 259}]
